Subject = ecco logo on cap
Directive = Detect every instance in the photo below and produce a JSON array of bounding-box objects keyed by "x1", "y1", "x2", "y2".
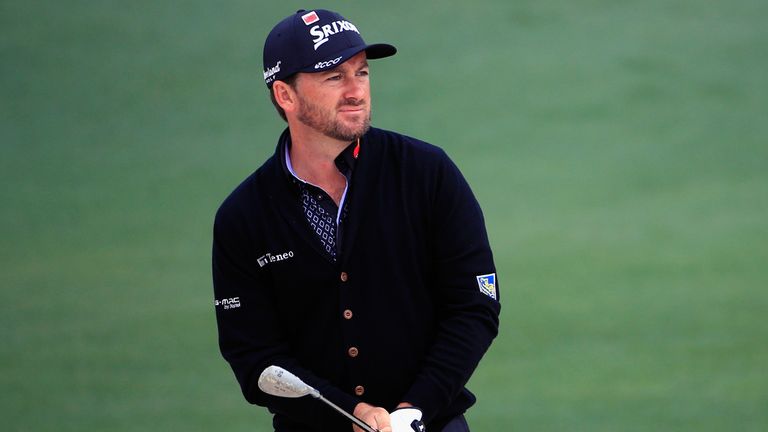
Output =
[{"x1": 314, "y1": 56, "x2": 342, "y2": 69}]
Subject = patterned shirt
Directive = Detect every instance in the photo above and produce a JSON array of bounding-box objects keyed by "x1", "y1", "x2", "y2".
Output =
[{"x1": 284, "y1": 140, "x2": 358, "y2": 261}]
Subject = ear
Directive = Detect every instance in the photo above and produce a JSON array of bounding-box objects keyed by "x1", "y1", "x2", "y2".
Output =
[{"x1": 273, "y1": 80, "x2": 298, "y2": 114}]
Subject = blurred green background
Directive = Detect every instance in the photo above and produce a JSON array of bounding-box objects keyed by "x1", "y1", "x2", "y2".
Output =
[{"x1": 2, "y1": 0, "x2": 767, "y2": 430}]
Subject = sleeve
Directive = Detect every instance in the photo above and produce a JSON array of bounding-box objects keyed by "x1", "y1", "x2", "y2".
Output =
[
  {"x1": 401, "y1": 150, "x2": 501, "y2": 423},
  {"x1": 212, "y1": 197, "x2": 360, "y2": 426}
]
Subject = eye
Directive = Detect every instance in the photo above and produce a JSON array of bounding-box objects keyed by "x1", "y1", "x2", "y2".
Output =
[
  {"x1": 326, "y1": 74, "x2": 342, "y2": 81},
  {"x1": 357, "y1": 69, "x2": 369, "y2": 77}
]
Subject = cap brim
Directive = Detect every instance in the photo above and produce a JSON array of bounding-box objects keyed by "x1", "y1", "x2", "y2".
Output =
[
  {"x1": 298, "y1": 43, "x2": 397, "y2": 74},
  {"x1": 365, "y1": 43, "x2": 397, "y2": 59}
]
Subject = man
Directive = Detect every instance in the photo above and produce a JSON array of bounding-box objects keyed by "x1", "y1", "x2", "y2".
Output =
[{"x1": 212, "y1": 9, "x2": 501, "y2": 432}]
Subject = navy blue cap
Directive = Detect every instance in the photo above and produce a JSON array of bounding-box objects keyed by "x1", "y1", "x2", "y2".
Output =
[{"x1": 263, "y1": 9, "x2": 397, "y2": 88}]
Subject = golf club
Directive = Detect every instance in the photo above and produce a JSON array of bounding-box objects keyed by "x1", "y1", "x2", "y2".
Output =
[{"x1": 258, "y1": 365, "x2": 379, "y2": 432}]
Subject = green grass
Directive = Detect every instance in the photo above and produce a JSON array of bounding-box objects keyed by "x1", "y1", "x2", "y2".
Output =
[{"x1": 2, "y1": 0, "x2": 767, "y2": 430}]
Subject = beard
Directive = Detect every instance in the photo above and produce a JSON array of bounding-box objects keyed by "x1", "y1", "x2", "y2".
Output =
[{"x1": 296, "y1": 94, "x2": 371, "y2": 142}]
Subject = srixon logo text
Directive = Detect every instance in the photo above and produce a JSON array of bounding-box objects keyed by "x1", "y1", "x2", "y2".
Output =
[{"x1": 309, "y1": 20, "x2": 360, "y2": 50}]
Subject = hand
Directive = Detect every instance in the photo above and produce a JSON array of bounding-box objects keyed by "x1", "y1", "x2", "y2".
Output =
[
  {"x1": 390, "y1": 405, "x2": 424, "y2": 432},
  {"x1": 353, "y1": 402, "x2": 392, "y2": 432}
]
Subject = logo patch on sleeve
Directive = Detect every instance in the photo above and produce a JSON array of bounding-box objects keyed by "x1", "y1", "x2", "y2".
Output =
[{"x1": 476, "y1": 273, "x2": 497, "y2": 300}]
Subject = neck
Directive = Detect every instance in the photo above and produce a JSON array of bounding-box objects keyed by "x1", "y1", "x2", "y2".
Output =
[
  {"x1": 287, "y1": 126, "x2": 354, "y2": 206},
  {"x1": 287, "y1": 124, "x2": 351, "y2": 185}
]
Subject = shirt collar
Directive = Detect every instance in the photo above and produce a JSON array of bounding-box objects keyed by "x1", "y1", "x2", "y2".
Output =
[{"x1": 279, "y1": 129, "x2": 360, "y2": 185}]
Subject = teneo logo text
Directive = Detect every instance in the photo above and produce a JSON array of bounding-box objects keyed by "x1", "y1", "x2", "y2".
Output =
[
  {"x1": 257, "y1": 250, "x2": 295, "y2": 267},
  {"x1": 263, "y1": 61, "x2": 281, "y2": 84},
  {"x1": 214, "y1": 297, "x2": 240, "y2": 310},
  {"x1": 309, "y1": 20, "x2": 360, "y2": 50},
  {"x1": 314, "y1": 56, "x2": 342, "y2": 69}
]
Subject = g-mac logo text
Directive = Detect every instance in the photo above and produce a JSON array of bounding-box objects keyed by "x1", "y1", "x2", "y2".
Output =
[
  {"x1": 215, "y1": 297, "x2": 240, "y2": 310},
  {"x1": 257, "y1": 250, "x2": 295, "y2": 267},
  {"x1": 476, "y1": 273, "x2": 497, "y2": 300}
]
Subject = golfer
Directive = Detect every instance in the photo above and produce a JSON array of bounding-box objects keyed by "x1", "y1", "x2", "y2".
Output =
[{"x1": 212, "y1": 8, "x2": 501, "y2": 432}]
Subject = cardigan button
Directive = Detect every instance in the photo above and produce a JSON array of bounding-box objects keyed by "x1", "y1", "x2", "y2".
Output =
[
  {"x1": 348, "y1": 347, "x2": 359, "y2": 358},
  {"x1": 340, "y1": 271, "x2": 349, "y2": 282},
  {"x1": 343, "y1": 309, "x2": 353, "y2": 320},
  {"x1": 354, "y1": 385, "x2": 365, "y2": 396}
]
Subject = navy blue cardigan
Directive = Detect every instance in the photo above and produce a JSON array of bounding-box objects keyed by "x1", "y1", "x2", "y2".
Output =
[{"x1": 213, "y1": 127, "x2": 501, "y2": 431}]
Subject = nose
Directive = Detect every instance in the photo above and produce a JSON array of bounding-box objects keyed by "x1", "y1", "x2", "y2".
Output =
[{"x1": 342, "y1": 75, "x2": 368, "y2": 101}]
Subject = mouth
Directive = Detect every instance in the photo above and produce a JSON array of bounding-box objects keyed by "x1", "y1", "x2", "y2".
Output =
[{"x1": 338, "y1": 106, "x2": 365, "y2": 114}]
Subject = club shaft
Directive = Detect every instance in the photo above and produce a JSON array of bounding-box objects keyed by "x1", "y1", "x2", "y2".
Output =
[{"x1": 316, "y1": 394, "x2": 378, "y2": 432}]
